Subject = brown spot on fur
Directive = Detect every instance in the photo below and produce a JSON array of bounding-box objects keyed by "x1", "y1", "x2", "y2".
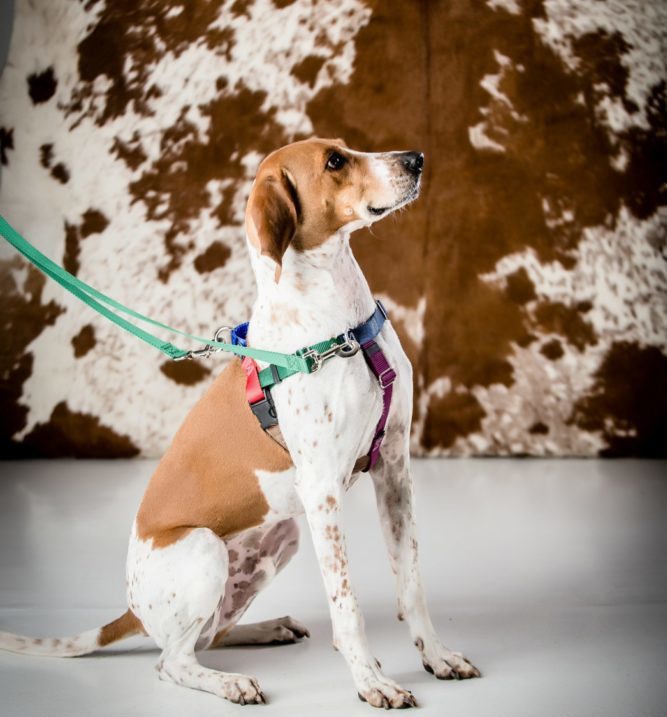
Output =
[
  {"x1": 570, "y1": 342, "x2": 667, "y2": 456},
  {"x1": 534, "y1": 302, "x2": 596, "y2": 352},
  {"x1": 193, "y1": 241, "x2": 232, "y2": 274},
  {"x1": 62, "y1": 210, "x2": 109, "y2": 276},
  {"x1": 21, "y1": 401, "x2": 139, "y2": 458},
  {"x1": 505, "y1": 268, "x2": 537, "y2": 305},
  {"x1": 160, "y1": 360, "x2": 211, "y2": 386},
  {"x1": 292, "y1": 55, "x2": 326, "y2": 88},
  {"x1": 209, "y1": 625, "x2": 232, "y2": 648},
  {"x1": 37, "y1": 142, "x2": 71, "y2": 184},
  {"x1": 223, "y1": 570, "x2": 267, "y2": 620},
  {"x1": 39, "y1": 143, "x2": 53, "y2": 169},
  {"x1": 529, "y1": 421, "x2": 549, "y2": 435},
  {"x1": 50, "y1": 163, "x2": 70, "y2": 184},
  {"x1": 0, "y1": 127, "x2": 13, "y2": 165},
  {"x1": 423, "y1": 390, "x2": 486, "y2": 450},
  {"x1": 80, "y1": 209, "x2": 109, "y2": 238},
  {"x1": 27, "y1": 67, "x2": 57, "y2": 104},
  {"x1": 540, "y1": 339, "x2": 564, "y2": 361},
  {"x1": 111, "y1": 133, "x2": 147, "y2": 170},
  {"x1": 71, "y1": 324, "x2": 96, "y2": 358},
  {"x1": 136, "y1": 359, "x2": 293, "y2": 547},
  {"x1": 63, "y1": 222, "x2": 80, "y2": 275},
  {"x1": 0, "y1": 259, "x2": 65, "y2": 457},
  {"x1": 98, "y1": 610, "x2": 145, "y2": 647}
]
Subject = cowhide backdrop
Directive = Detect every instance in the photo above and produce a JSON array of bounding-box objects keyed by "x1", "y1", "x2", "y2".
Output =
[{"x1": 0, "y1": 0, "x2": 665, "y2": 459}]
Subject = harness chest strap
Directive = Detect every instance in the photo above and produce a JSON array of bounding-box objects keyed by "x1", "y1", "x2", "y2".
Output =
[{"x1": 239, "y1": 301, "x2": 396, "y2": 473}]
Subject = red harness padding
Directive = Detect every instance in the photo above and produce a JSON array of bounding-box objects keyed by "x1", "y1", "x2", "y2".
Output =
[{"x1": 242, "y1": 356, "x2": 264, "y2": 404}]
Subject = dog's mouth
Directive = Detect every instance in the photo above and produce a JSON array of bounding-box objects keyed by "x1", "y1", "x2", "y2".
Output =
[{"x1": 367, "y1": 185, "x2": 420, "y2": 218}]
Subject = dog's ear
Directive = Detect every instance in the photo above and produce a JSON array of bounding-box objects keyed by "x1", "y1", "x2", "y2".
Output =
[{"x1": 247, "y1": 171, "x2": 299, "y2": 281}]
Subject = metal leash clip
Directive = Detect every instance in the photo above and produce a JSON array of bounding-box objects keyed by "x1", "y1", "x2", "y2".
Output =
[
  {"x1": 174, "y1": 325, "x2": 233, "y2": 361},
  {"x1": 301, "y1": 332, "x2": 360, "y2": 372}
]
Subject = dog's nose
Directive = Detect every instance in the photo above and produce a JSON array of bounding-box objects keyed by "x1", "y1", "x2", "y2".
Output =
[{"x1": 401, "y1": 151, "x2": 424, "y2": 177}]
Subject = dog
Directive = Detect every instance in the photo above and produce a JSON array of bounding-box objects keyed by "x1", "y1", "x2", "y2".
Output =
[{"x1": 0, "y1": 138, "x2": 479, "y2": 708}]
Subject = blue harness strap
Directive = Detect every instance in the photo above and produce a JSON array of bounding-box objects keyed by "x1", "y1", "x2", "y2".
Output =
[{"x1": 350, "y1": 300, "x2": 388, "y2": 346}]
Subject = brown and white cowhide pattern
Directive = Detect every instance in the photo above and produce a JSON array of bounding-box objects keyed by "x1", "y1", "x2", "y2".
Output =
[{"x1": 1, "y1": 0, "x2": 665, "y2": 458}]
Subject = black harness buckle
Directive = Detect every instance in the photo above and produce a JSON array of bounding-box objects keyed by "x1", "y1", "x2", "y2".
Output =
[{"x1": 250, "y1": 387, "x2": 279, "y2": 429}]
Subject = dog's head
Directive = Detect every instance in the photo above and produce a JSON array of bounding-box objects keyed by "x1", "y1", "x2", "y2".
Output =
[{"x1": 245, "y1": 138, "x2": 423, "y2": 279}]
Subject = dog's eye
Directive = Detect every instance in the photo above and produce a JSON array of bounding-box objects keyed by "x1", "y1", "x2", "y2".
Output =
[{"x1": 326, "y1": 151, "x2": 347, "y2": 171}]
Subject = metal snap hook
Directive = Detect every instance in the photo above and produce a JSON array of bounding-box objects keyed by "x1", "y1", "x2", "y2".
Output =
[{"x1": 336, "y1": 335, "x2": 360, "y2": 358}]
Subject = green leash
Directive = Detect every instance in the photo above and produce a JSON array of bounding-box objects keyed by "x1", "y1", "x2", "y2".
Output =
[{"x1": 0, "y1": 214, "x2": 349, "y2": 378}]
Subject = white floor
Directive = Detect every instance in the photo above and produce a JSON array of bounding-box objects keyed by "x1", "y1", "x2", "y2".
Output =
[{"x1": 0, "y1": 459, "x2": 665, "y2": 716}]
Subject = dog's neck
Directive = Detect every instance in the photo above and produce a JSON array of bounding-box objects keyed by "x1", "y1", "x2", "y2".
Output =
[{"x1": 247, "y1": 229, "x2": 376, "y2": 356}]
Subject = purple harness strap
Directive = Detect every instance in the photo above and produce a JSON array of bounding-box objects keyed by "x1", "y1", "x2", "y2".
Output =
[{"x1": 360, "y1": 339, "x2": 396, "y2": 471}]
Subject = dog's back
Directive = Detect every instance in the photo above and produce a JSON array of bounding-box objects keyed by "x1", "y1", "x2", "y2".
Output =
[{"x1": 135, "y1": 358, "x2": 293, "y2": 548}]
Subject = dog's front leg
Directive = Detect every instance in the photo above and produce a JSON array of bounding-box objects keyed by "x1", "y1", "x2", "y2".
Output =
[
  {"x1": 371, "y1": 440, "x2": 481, "y2": 680},
  {"x1": 294, "y1": 471, "x2": 417, "y2": 709}
]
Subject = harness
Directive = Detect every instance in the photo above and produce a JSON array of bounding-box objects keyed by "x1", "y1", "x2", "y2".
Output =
[
  {"x1": 231, "y1": 301, "x2": 395, "y2": 473},
  {"x1": 0, "y1": 214, "x2": 395, "y2": 471}
]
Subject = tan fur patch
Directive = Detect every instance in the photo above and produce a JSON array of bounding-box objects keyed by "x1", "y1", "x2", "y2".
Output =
[
  {"x1": 136, "y1": 359, "x2": 294, "y2": 548},
  {"x1": 98, "y1": 609, "x2": 145, "y2": 647}
]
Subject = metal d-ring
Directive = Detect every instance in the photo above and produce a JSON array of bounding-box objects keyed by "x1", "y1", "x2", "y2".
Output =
[
  {"x1": 213, "y1": 325, "x2": 233, "y2": 344},
  {"x1": 336, "y1": 333, "x2": 360, "y2": 358}
]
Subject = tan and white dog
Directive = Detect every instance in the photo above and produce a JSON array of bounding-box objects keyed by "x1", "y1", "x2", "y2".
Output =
[{"x1": 0, "y1": 139, "x2": 479, "y2": 708}]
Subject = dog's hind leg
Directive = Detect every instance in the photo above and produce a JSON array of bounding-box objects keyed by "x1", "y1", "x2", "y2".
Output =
[
  {"x1": 370, "y1": 426, "x2": 480, "y2": 681},
  {"x1": 127, "y1": 525, "x2": 265, "y2": 704},
  {"x1": 207, "y1": 519, "x2": 309, "y2": 648},
  {"x1": 215, "y1": 616, "x2": 310, "y2": 646}
]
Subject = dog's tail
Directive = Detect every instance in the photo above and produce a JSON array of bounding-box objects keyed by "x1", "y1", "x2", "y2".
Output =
[{"x1": 0, "y1": 609, "x2": 144, "y2": 657}]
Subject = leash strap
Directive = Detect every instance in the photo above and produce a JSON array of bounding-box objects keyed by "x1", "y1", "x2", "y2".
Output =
[{"x1": 0, "y1": 214, "x2": 312, "y2": 373}]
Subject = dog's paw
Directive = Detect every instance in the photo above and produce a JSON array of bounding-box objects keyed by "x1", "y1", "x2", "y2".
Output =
[
  {"x1": 357, "y1": 676, "x2": 418, "y2": 709},
  {"x1": 268, "y1": 616, "x2": 310, "y2": 643},
  {"x1": 421, "y1": 648, "x2": 480, "y2": 680},
  {"x1": 221, "y1": 673, "x2": 266, "y2": 705}
]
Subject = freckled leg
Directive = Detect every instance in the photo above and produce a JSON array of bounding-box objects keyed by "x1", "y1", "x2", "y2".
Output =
[
  {"x1": 207, "y1": 519, "x2": 309, "y2": 648},
  {"x1": 371, "y1": 443, "x2": 480, "y2": 680},
  {"x1": 295, "y1": 475, "x2": 417, "y2": 709},
  {"x1": 128, "y1": 527, "x2": 266, "y2": 704}
]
